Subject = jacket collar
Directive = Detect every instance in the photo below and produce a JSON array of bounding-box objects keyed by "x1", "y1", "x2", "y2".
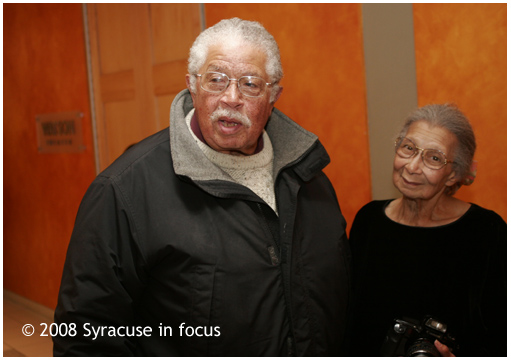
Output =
[{"x1": 169, "y1": 89, "x2": 330, "y2": 184}]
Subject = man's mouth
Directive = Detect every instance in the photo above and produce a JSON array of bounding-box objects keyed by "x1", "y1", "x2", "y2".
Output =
[
  {"x1": 216, "y1": 118, "x2": 244, "y2": 134},
  {"x1": 219, "y1": 119, "x2": 241, "y2": 128},
  {"x1": 210, "y1": 108, "x2": 251, "y2": 128}
]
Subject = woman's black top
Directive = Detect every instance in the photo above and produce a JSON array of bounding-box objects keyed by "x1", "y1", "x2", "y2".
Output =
[{"x1": 348, "y1": 200, "x2": 506, "y2": 356}]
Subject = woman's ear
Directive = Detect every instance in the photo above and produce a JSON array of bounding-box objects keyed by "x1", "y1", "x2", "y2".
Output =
[{"x1": 445, "y1": 170, "x2": 458, "y2": 187}]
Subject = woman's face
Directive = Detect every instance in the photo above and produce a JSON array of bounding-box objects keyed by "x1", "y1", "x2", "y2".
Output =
[{"x1": 393, "y1": 121, "x2": 459, "y2": 201}]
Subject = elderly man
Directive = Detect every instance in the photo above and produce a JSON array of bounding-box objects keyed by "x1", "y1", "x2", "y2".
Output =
[{"x1": 54, "y1": 18, "x2": 350, "y2": 356}]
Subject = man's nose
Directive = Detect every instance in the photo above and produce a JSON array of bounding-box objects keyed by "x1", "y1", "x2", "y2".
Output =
[{"x1": 220, "y1": 80, "x2": 243, "y2": 107}]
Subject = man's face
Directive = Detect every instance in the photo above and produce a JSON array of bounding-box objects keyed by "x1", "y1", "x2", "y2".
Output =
[{"x1": 186, "y1": 41, "x2": 281, "y2": 156}]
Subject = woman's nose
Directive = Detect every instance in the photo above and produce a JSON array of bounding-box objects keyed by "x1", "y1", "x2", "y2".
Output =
[{"x1": 405, "y1": 151, "x2": 423, "y2": 173}]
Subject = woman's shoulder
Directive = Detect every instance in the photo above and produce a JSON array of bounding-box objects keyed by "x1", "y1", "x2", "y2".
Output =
[
  {"x1": 357, "y1": 199, "x2": 392, "y2": 213},
  {"x1": 465, "y1": 203, "x2": 506, "y2": 225},
  {"x1": 456, "y1": 203, "x2": 507, "y2": 250},
  {"x1": 352, "y1": 199, "x2": 393, "y2": 224}
]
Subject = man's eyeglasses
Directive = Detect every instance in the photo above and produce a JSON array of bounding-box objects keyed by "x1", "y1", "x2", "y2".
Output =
[
  {"x1": 195, "y1": 72, "x2": 272, "y2": 98},
  {"x1": 395, "y1": 137, "x2": 455, "y2": 170}
]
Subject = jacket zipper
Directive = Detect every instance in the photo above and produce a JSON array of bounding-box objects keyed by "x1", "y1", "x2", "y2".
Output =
[{"x1": 257, "y1": 202, "x2": 296, "y2": 356}]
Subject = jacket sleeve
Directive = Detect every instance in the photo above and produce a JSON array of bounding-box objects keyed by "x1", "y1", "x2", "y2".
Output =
[
  {"x1": 53, "y1": 175, "x2": 147, "y2": 356},
  {"x1": 347, "y1": 203, "x2": 371, "y2": 273}
]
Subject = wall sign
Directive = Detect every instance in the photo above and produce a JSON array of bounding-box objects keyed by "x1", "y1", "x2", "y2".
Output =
[{"x1": 36, "y1": 111, "x2": 85, "y2": 153}]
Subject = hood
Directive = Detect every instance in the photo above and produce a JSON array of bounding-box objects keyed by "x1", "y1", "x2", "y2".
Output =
[{"x1": 169, "y1": 89, "x2": 330, "y2": 184}]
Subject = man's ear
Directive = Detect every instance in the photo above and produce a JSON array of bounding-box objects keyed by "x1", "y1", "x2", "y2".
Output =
[
  {"x1": 185, "y1": 74, "x2": 197, "y2": 102},
  {"x1": 270, "y1": 86, "x2": 283, "y2": 106}
]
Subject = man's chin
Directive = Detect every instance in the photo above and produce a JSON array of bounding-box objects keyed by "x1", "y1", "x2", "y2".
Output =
[{"x1": 210, "y1": 139, "x2": 256, "y2": 156}]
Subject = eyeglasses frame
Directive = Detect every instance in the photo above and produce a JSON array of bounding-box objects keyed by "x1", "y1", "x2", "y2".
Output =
[
  {"x1": 194, "y1": 72, "x2": 273, "y2": 98},
  {"x1": 394, "y1": 137, "x2": 455, "y2": 170}
]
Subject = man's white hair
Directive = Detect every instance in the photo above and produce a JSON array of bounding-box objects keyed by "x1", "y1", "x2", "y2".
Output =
[{"x1": 188, "y1": 18, "x2": 283, "y2": 102}]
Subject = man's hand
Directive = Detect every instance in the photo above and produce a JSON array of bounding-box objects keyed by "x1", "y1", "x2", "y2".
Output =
[{"x1": 434, "y1": 339, "x2": 456, "y2": 357}]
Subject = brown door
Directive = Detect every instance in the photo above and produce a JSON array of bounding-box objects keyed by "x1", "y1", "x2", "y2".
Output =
[{"x1": 86, "y1": 3, "x2": 202, "y2": 171}]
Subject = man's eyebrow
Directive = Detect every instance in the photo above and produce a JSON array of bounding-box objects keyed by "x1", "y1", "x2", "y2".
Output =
[
  {"x1": 205, "y1": 64, "x2": 223, "y2": 72},
  {"x1": 204, "y1": 65, "x2": 264, "y2": 78},
  {"x1": 242, "y1": 71, "x2": 262, "y2": 77}
]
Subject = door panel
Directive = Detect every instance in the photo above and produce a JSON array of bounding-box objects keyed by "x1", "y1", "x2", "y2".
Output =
[{"x1": 87, "y1": 4, "x2": 202, "y2": 170}]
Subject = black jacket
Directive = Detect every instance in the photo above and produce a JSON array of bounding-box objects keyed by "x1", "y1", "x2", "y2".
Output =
[{"x1": 54, "y1": 90, "x2": 351, "y2": 356}]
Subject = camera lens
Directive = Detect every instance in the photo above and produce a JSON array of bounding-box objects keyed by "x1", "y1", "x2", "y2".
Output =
[{"x1": 406, "y1": 338, "x2": 440, "y2": 357}]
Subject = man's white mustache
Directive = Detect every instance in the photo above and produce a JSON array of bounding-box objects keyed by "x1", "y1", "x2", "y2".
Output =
[{"x1": 210, "y1": 108, "x2": 252, "y2": 127}]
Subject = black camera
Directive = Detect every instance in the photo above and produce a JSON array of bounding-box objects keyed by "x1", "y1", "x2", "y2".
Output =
[{"x1": 380, "y1": 316, "x2": 458, "y2": 357}]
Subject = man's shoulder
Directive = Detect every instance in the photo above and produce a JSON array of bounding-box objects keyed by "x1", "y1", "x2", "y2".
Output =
[
  {"x1": 267, "y1": 108, "x2": 326, "y2": 178},
  {"x1": 99, "y1": 127, "x2": 171, "y2": 180},
  {"x1": 267, "y1": 108, "x2": 318, "y2": 148}
]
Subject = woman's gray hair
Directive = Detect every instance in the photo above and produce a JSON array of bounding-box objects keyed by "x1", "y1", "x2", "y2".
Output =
[
  {"x1": 188, "y1": 18, "x2": 283, "y2": 102},
  {"x1": 398, "y1": 103, "x2": 476, "y2": 195}
]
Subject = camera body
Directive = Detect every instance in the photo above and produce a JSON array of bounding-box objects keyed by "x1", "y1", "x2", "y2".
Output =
[{"x1": 380, "y1": 316, "x2": 458, "y2": 357}]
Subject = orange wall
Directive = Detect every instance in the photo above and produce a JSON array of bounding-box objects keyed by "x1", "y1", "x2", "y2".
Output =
[
  {"x1": 414, "y1": 3, "x2": 506, "y2": 221},
  {"x1": 205, "y1": 4, "x2": 372, "y2": 228},
  {"x1": 3, "y1": 4, "x2": 96, "y2": 309},
  {"x1": 4, "y1": 4, "x2": 506, "y2": 310}
]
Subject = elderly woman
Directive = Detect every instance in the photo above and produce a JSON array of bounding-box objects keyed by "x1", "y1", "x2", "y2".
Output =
[{"x1": 348, "y1": 104, "x2": 506, "y2": 356}]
